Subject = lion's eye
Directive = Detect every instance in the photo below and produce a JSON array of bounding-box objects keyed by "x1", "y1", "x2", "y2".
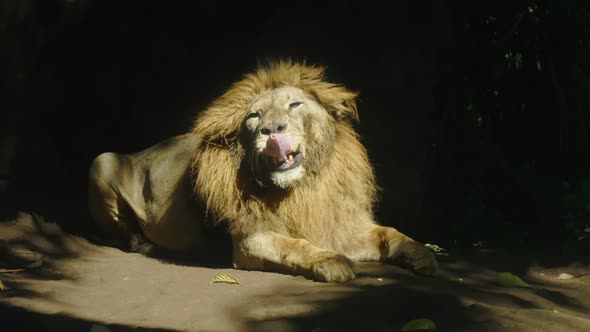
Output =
[
  {"x1": 246, "y1": 112, "x2": 261, "y2": 120},
  {"x1": 289, "y1": 101, "x2": 303, "y2": 110}
]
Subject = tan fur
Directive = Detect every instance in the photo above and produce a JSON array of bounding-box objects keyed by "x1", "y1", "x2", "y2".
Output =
[{"x1": 88, "y1": 61, "x2": 437, "y2": 282}]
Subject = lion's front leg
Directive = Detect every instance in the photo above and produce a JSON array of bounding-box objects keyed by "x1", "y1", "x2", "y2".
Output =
[
  {"x1": 232, "y1": 231, "x2": 357, "y2": 282},
  {"x1": 344, "y1": 225, "x2": 438, "y2": 276}
]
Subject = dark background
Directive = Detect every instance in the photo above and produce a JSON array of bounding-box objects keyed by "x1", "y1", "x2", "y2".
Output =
[{"x1": 1, "y1": 0, "x2": 589, "y2": 253}]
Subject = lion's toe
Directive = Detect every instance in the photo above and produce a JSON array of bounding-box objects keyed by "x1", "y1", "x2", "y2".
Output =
[
  {"x1": 396, "y1": 242, "x2": 439, "y2": 276},
  {"x1": 311, "y1": 254, "x2": 357, "y2": 282},
  {"x1": 412, "y1": 252, "x2": 438, "y2": 276}
]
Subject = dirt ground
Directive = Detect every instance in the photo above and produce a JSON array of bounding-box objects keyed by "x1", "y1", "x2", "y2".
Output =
[{"x1": 1, "y1": 213, "x2": 590, "y2": 332}]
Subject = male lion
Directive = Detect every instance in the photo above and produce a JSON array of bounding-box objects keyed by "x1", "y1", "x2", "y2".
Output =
[{"x1": 88, "y1": 61, "x2": 437, "y2": 282}]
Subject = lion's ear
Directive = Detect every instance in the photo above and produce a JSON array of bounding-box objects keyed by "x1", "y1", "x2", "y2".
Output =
[
  {"x1": 330, "y1": 94, "x2": 359, "y2": 124},
  {"x1": 309, "y1": 84, "x2": 359, "y2": 124}
]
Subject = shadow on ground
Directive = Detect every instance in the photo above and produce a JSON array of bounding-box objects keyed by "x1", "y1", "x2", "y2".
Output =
[
  {"x1": 3, "y1": 305, "x2": 175, "y2": 332},
  {"x1": 235, "y1": 257, "x2": 590, "y2": 331}
]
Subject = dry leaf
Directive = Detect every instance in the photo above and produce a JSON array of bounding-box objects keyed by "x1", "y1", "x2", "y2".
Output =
[
  {"x1": 496, "y1": 272, "x2": 530, "y2": 287},
  {"x1": 0, "y1": 280, "x2": 6, "y2": 291},
  {"x1": 210, "y1": 274, "x2": 240, "y2": 285},
  {"x1": 401, "y1": 318, "x2": 437, "y2": 331}
]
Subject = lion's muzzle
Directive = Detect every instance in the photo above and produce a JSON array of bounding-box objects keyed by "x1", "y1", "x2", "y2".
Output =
[{"x1": 263, "y1": 133, "x2": 302, "y2": 171}]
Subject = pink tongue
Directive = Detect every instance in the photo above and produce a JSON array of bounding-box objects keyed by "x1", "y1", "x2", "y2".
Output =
[{"x1": 264, "y1": 133, "x2": 292, "y2": 161}]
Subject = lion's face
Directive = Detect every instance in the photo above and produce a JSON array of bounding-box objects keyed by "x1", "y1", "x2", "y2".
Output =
[{"x1": 241, "y1": 86, "x2": 335, "y2": 189}]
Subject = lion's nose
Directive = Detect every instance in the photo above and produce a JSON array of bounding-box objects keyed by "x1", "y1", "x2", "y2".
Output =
[{"x1": 260, "y1": 121, "x2": 287, "y2": 135}]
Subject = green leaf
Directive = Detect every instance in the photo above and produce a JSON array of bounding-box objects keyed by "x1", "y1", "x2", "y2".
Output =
[
  {"x1": 401, "y1": 318, "x2": 437, "y2": 331},
  {"x1": 210, "y1": 274, "x2": 240, "y2": 285},
  {"x1": 26, "y1": 257, "x2": 44, "y2": 269},
  {"x1": 90, "y1": 324, "x2": 111, "y2": 332},
  {"x1": 496, "y1": 272, "x2": 530, "y2": 287}
]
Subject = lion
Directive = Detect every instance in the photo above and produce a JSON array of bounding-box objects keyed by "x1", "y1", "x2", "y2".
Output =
[{"x1": 88, "y1": 61, "x2": 437, "y2": 282}]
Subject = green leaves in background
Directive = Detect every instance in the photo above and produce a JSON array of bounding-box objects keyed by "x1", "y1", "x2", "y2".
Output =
[
  {"x1": 496, "y1": 272, "x2": 530, "y2": 288},
  {"x1": 401, "y1": 318, "x2": 437, "y2": 331}
]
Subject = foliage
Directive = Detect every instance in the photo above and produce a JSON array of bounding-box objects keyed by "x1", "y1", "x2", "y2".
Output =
[
  {"x1": 401, "y1": 318, "x2": 437, "y2": 331},
  {"x1": 425, "y1": 1, "x2": 590, "y2": 251},
  {"x1": 496, "y1": 272, "x2": 530, "y2": 288}
]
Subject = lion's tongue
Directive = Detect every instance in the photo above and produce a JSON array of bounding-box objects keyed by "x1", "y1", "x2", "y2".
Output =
[{"x1": 264, "y1": 133, "x2": 292, "y2": 162}]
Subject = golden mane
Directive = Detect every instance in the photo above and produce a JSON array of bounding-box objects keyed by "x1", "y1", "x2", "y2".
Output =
[
  {"x1": 191, "y1": 61, "x2": 376, "y2": 247},
  {"x1": 192, "y1": 60, "x2": 359, "y2": 144}
]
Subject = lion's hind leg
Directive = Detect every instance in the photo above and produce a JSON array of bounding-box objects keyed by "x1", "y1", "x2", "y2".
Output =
[
  {"x1": 87, "y1": 175, "x2": 134, "y2": 242},
  {"x1": 88, "y1": 153, "x2": 155, "y2": 255}
]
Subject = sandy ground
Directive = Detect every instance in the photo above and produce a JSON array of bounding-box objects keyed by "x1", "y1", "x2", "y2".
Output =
[{"x1": 1, "y1": 213, "x2": 590, "y2": 332}]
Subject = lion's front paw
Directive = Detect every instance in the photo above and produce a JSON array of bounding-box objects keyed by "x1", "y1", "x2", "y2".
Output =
[
  {"x1": 308, "y1": 253, "x2": 357, "y2": 282},
  {"x1": 396, "y1": 241, "x2": 438, "y2": 276}
]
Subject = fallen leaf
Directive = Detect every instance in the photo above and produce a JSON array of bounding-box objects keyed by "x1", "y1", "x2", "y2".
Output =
[
  {"x1": 0, "y1": 280, "x2": 6, "y2": 291},
  {"x1": 557, "y1": 273, "x2": 574, "y2": 280},
  {"x1": 90, "y1": 324, "x2": 111, "y2": 332},
  {"x1": 377, "y1": 278, "x2": 383, "y2": 282},
  {"x1": 26, "y1": 257, "x2": 44, "y2": 269},
  {"x1": 496, "y1": 272, "x2": 530, "y2": 287},
  {"x1": 401, "y1": 318, "x2": 437, "y2": 331},
  {"x1": 210, "y1": 274, "x2": 240, "y2": 285}
]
